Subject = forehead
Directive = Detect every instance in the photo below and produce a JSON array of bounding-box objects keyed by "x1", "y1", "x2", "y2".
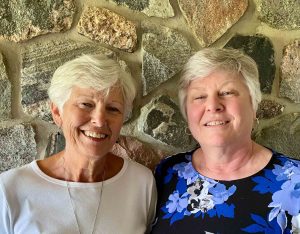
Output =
[
  {"x1": 70, "y1": 86, "x2": 124, "y2": 101},
  {"x1": 188, "y1": 70, "x2": 246, "y2": 90}
]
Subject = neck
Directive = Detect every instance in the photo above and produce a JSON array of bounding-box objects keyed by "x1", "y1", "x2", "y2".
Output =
[
  {"x1": 61, "y1": 151, "x2": 107, "y2": 183},
  {"x1": 193, "y1": 141, "x2": 266, "y2": 180}
]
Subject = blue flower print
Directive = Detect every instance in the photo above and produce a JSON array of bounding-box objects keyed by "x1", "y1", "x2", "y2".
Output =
[
  {"x1": 173, "y1": 162, "x2": 198, "y2": 185},
  {"x1": 252, "y1": 169, "x2": 283, "y2": 194},
  {"x1": 162, "y1": 191, "x2": 190, "y2": 224},
  {"x1": 265, "y1": 157, "x2": 300, "y2": 232},
  {"x1": 272, "y1": 160, "x2": 300, "y2": 181},
  {"x1": 242, "y1": 214, "x2": 284, "y2": 233},
  {"x1": 209, "y1": 183, "x2": 237, "y2": 205},
  {"x1": 160, "y1": 154, "x2": 237, "y2": 225},
  {"x1": 166, "y1": 190, "x2": 189, "y2": 213},
  {"x1": 269, "y1": 174, "x2": 300, "y2": 217}
]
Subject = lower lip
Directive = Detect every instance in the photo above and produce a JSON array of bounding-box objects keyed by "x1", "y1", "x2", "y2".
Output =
[{"x1": 88, "y1": 136, "x2": 106, "y2": 142}]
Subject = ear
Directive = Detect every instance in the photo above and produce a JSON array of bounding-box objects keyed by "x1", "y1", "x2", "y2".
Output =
[{"x1": 50, "y1": 102, "x2": 62, "y2": 127}]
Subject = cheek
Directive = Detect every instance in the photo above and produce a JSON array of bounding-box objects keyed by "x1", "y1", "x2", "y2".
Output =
[
  {"x1": 186, "y1": 103, "x2": 204, "y2": 123},
  {"x1": 61, "y1": 112, "x2": 89, "y2": 132},
  {"x1": 230, "y1": 102, "x2": 254, "y2": 126},
  {"x1": 112, "y1": 120, "x2": 123, "y2": 133}
]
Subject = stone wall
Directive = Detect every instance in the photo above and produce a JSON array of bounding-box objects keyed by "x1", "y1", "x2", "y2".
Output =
[{"x1": 0, "y1": 0, "x2": 300, "y2": 172}]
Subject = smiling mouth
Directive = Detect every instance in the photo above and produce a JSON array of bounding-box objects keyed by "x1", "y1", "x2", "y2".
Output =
[
  {"x1": 204, "y1": 120, "x2": 230, "y2": 126},
  {"x1": 83, "y1": 130, "x2": 108, "y2": 139}
]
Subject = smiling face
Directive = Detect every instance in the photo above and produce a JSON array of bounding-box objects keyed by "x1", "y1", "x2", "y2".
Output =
[
  {"x1": 51, "y1": 86, "x2": 124, "y2": 159},
  {"x1": 186, "y1": 70, "x2": 255, "y2": 148}
]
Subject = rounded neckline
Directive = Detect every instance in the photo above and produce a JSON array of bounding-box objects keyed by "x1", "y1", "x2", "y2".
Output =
[
  {"x1": 188, "y1": 148, "x2": 275, "y2": 183},
  {"x1": 31, "y1": 158, "x2": 129, "y2": 187}
]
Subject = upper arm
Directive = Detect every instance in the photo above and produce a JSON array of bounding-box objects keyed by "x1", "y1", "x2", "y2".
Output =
[{"x1": 0, "y1": 179, "x2": 12, "y2": 234}]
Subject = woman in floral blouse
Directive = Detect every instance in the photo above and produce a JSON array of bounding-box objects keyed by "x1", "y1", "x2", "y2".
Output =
[{"x1": 151, "y1": 48, "x2": 300, "y2": 234}]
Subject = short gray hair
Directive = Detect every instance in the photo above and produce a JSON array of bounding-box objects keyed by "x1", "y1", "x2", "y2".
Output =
[
  {"x1": 178, "y1": 48, "x2": 262, "y2": 120},
  {"x1": 48, "y1": 54, "x2": 136, "y2": 120}
]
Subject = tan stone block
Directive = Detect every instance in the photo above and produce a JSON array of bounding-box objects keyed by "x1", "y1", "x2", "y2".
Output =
[
  {"x1": 178, "y1": 0, "x2": 248, "y2": 46},
  {"x1": 77, "y1": 7, "x2": 137, "y2": 52}
]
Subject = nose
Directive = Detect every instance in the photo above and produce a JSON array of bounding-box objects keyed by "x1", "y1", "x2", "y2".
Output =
[
  {"x1": 91, "y1": 106, "x2": 107, "y2": 127},
  {"x1": 206, "y1": 96, "x2": 224, "y2": 112}
]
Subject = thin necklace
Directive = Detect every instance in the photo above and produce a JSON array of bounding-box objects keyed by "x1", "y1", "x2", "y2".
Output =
[{"x1": 62, "y1": 157, "x2": 105, "y2": 234}]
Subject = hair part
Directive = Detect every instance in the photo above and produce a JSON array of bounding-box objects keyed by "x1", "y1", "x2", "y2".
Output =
[
  {"x1": 48, "y1": 54, "x2": 136, "y2": 120},
  {"x1": 178, "y1": 47, "x2": 262, "y2": 120}
]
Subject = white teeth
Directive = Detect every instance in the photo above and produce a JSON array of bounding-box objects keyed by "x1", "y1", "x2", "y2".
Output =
[
  {"x1": 206, "y1": 121, "x2": 226, "y2": 126},
  {"x1": 84, "y1": 131, "x2": 106, "y2": 139}
]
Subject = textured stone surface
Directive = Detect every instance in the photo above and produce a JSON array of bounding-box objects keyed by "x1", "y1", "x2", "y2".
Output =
[
  {"x1": 21, "y1": 40, "x2": 114, "y2": 122},
  {"x1": 0, "y1": 0, "x2": 75, "y2": 42},
  {"x1": 142, "y1": 24, "x2": 192, "y2": 95},
  {"x1": 111, "y1": 0, "x2": 174, "y2": 18},
  {"x1": 257, "y1": 100, "x2": 284, "y2": 119},
  {"x1": 257, "y1": 0, "x2": 300, "y2": 30},
  {"x1": 279, "y1": 40, "x2": 300, "y2": 103},
  {"x1": 178, "y1": 0, "x2": 248, "y2": 47},
  {"x1": 225, "y1": 34, "x2": 275, "y2": 93},
  {"x1": 0, "y1": 122, "x2": 37, "y2": 172},
  {"x1": 254, "y1": 113, "x2": 300, "y2": 159},
  {"x1": 112, "y1": 0, "x2": 149, "y2": 10},
  {"x1": 138, "y1": 95, "x2": 197, "y2": 149},
  {"x1": 0, "y1": 53, "x2": 11, "y2": 120},
  {"x1": 45, "y1": 132, "x2": 65, "y2": 156},
  {"x1": 112, "y1": 135, "x2": 166, "y2": 170},
  {"x1": 77, "y1": 7, "x2": 137, "y2": 52}
]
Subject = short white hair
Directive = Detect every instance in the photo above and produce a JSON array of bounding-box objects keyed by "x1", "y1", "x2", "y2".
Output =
[
  {"x1": 178, "y1": 48, "x2": 262, "y2": 120},
  {"x1": 48, "y1": 54, "x2": 136, "y2": 120}
]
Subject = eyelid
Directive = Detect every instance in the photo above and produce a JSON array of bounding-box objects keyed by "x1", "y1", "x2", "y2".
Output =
[
  {"x1": 79, "y1": 102, "x2": 93, "y2": 108},
  {"x1": 106, "y1": 104, "x2": 123, "y2": 113},
  {"x1": 220, "y1": 90, "x2": 235, "y2": 96},
  {"x1": 191, "y1": 93, "x2": 206, "y2": 100}
]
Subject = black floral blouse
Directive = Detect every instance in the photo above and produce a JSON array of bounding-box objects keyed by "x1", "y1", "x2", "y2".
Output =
[{"x1": 151, "y1": 149, "x2": 300, "y2": 234}]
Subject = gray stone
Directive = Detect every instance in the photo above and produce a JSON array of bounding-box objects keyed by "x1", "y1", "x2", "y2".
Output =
[
  {"x1": 257, "y1": 0, "x2": 300, "y2": 30},
  {"x1": 21, "y1": 40, "x2": 114, "y2": 122},
  {"x1": 77, "y1": 7, "x2": 137, "y2": 52},
  {"x1": 110, "y1": 0, "x2": 174, "y2": 18},
  {"x1": 142, "y1": 24, "x2": 192, "y2": 95},
  {"x1": 0, "y1": 0, "x2": 75, "y2": 42},
  {"x1": 138, "y1": 95, "x2": 197, "y2": 149},
  {"x1": 254, "y1": 113, "x2": 300, "y2": 159},
  {"x1": 225, "y1": 34, "x2": 275, "y2": 93},
  {"x1": 279, "y1": 39, "x2": 300, "y2": 103},
  {"x1": 178, "y1": 0, "x2": 248, "y2": 47},
  {"x1": 0, "y1": 53, "x2": 11, "y2": 120},
  {"x1": 111, "y1": 0, "x2": 149, "y2": 10},
  {"x1": 45, "y1": 132, "x2": 65, "y2": 156},
  {"x1": 0, "y1": 122, "x2": 37, "y2": 172},
  {"x1": 257, "y1": 100, "x2": 284, "y2": 119}
]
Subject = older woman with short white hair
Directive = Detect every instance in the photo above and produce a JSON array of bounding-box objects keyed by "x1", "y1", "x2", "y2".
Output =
[
  {"x1": 0, "y1": 54, "x2": 157, "y2": 234},
  {"x1": 151, "y1": 48, "x2": 300, "y2": 233}
]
